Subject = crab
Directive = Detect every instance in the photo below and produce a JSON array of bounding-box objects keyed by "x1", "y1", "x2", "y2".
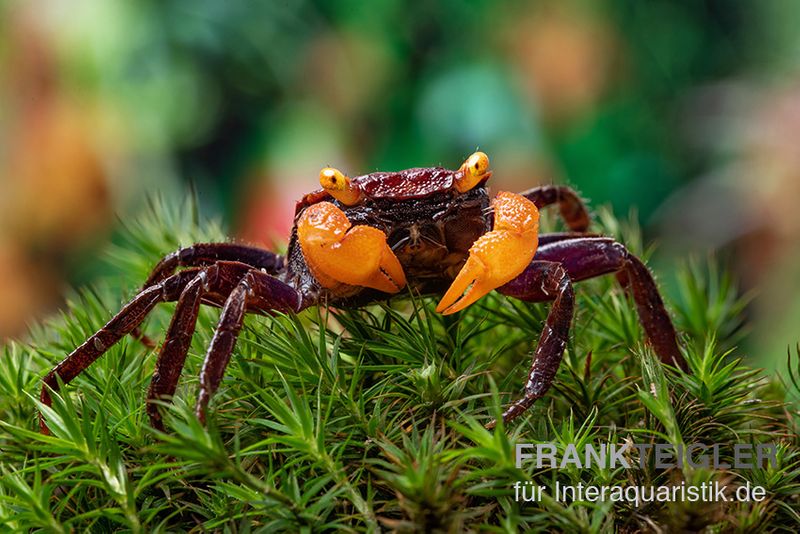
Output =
[{"x1": 40, "y1": 152, "x2": 686, "y2": 433}]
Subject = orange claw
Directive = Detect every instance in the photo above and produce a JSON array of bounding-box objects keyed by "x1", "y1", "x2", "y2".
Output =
[
  {"x1": 436, "y1": 191, "x2": 539, "y2": 315},
  {"x1": 298, "y1": 202, "x2": 406, "y2": 293}
]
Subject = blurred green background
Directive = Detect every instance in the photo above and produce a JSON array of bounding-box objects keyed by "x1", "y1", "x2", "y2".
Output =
[{"x1": 1, "y1": 0, "x2": 799, "y2": 367}]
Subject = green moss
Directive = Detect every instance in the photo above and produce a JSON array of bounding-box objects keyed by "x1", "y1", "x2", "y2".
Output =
[{"x1": 1, "y1": 198, "x2": 798, "y2": 532}]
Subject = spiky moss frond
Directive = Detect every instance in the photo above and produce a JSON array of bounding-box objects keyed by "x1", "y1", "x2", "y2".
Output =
[{"x1": 0, "y1": 199, "x2": 798, "y2": 532}]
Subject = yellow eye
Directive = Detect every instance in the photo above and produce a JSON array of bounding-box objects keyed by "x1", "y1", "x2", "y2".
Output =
[
  {"x1": 319, "y1": 167, "x2": 363, "y2": 205},
  {"x1": 320, "y1": 167, "x2": 348, "y2": 191},
  {"x1": 455, "y1": 151, "x2": 491, "y2": 192},
  {"x1": 467, "y1": 152, "x2": 489, "y2": 174}
]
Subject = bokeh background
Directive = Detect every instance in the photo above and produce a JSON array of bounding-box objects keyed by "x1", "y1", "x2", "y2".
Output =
[{"x1": 1, "y1": 0, "x2": 799, "y2": 368}]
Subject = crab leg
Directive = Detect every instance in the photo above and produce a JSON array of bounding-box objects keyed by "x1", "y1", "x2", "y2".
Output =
[
  {"x1": 487, "y1": 261, "x2": 575, "y2": 428},
  {"x1": 436, "y1": 191, "x2": 540, "y2": 315},
  {"x1": 145, "y1": 271, "x2": 208, "y2": 430},
  {"x1": 125, "y1": 244, "x2": 284, "y2": 348},
  {"x1": 195, "y1": 269, "x2": 302, "y2": 423},
  {"x1": 297, "y1": 201, "x2": 406, "y2": 293},
  {"x1": 195, "y1": 279, "x2": 249, "y2": 423},
  {"x1": 490, "y1": 237, "x2": 686, "y2": 427},
  {"x1": 143, "y1": 243, "x2": 284, "y2": 287},
  {"x1": 538, "y1": 232, "x2": 601, "y2": 246},
  {"x1": 40, "y1": 260, "x2": 302, "y2": 433},
  {"x1": 529, "y1": 237, "x2": 685, "y2": 369},
  {"x1": 39, "y1": 268, "x2": 203, "y2": 433},
  {"x1": 520, "y1": 185, "x2": 590, "y2": 232},
  {"x1": 148, "y1": 260, "x2": 302, "y2": 428}
]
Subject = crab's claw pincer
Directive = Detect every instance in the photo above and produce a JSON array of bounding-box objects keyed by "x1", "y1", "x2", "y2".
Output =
[
  {"x1": 436, "y1": 191, "x2": 539, "y2": 315},
  {"x1": 298, "y1": 202, "x2": 406, "y2": 293}
]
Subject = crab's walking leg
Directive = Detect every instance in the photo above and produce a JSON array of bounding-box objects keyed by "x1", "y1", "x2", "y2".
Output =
[
  {"x1": 145, "y1": 272, "x2": 207, "y2": 430},
  {"x1": 146, "y1": 261, "x2": 285, "y2": 429},
  {"x1": 492, "y1": 239, "x2": 685, "y2": 427},
  {"x1": 520, "y1": 185, "x2": 590, "y2": 232},
  {"x1": 39, "y1": 268, "x2": 203, "y2": 433},
  {"x1": 538, "y1": 232, "x2": 600, "y2": 246},
  {"x1": 195, "y1": 280, "x2": 249, "y2": 423},
  {"x1": 41, "y1": 261, "x2": 301, "y2": 433},
  {"x1": 194, "y1": 269, "x2": 302, "y2": 423},
  {"x1": 144, "y1": 243, "x2": 284, "y2": 289},
  {"x1": 128, "y1": 244, "x2": 283, "y2": 348},
  {"x1": 531, "y1": 237, "x2": 685, "y2": 370},
  {"x1": 488, "y1": 262, "x2": 575, "y2": 428}
]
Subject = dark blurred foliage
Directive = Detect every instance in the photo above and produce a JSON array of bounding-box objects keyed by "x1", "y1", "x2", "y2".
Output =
[
  {"x1": 142, "y1": 0, "x2": 758, "y2": 221},
  {"x1": 1, "y1": 0, "x2": 799, "y2": 364}
]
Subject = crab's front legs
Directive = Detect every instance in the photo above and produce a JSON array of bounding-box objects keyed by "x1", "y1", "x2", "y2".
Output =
[
  {"x1": 436, "y1": 191, "x2": 540, "y2": 314},
  {"x1": 297, "y1": 201, "x2": 406, "y2": 293}
]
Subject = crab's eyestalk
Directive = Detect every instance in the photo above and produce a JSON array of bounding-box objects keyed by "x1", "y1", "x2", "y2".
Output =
[
  {"x1": 298, "y1": 202, "x2": 406, "y2": 293},
  {"x1": 454, "y1": 151, "x2": 491, "y2": 192},
  {"x1": 319, "y1": 167, "x2": 364, "y2": 205},
  {"x1": 436, "y1": 191, "x2": 539, "y2": 314}
]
